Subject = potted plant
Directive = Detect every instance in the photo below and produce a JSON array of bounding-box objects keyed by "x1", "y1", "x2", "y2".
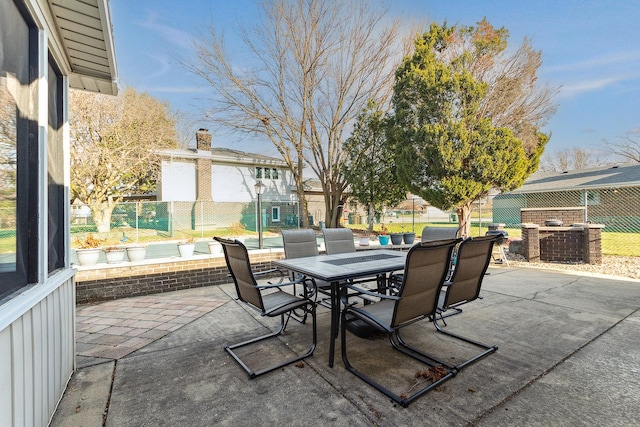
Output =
[
  {"x1": 403, "y1": 231, "x2": 416, "y2": 244},
  {"x1": 358, "y1": 235, "x2": 371, "y2": 246},
  {"x1": 390, "y1": 229, "x2": 404, "y2": 245},
  {"x1": 208, "y1": 239, "x2": 223, "y2": 255},
  {"x1": 378, "y1": 224, "x2": 390, "y2": 246},
  {"x1": 177, "y1": 238, "x2": 196, "y2": 257},
  {"x1": 126, "y1": 244, "x2": 147, "y2": 262},
  {"x1": 103, "y1": 245, "x2": 126, "y2": 264},
  {"x1": 75, "y1": 234, "x2": 104, "y2": 266}
]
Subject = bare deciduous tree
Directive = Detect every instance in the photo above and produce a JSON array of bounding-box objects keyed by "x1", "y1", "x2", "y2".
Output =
[
  {"x1": 70, "y1": 87, "x2": 177, "y2": 232},
  {"x1": 185, "y1": 0, "x2": 411, "y2": 227},
  {"x1": 606, "y1": 133, "x2": 640, "y2": 163},
  {"x1": 539, "y1": 147, "x2": 611, "y2": 172}
]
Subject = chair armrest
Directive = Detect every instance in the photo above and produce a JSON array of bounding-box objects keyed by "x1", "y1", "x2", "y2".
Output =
[
  {"x1": 254, "y1": 268, "x2": 285, "y2": 284},
  {"x1": 257, "y1": 276, "x2": 310, "y2": 290},
  {"x1": 346, "y1": 285, "x2": 400, "y2": 301}
]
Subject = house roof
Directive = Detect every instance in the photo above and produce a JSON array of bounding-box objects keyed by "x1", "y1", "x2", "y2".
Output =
[
  {"x1": 211, "y1": 147, "x2": 286, "y2": 164},
  {"x1": 507, "y1": 164, "x2": 640, "y2": 194},
  {"x1": 159, "y1": 147, "x2": 288, "y2": 166},
  {"x1": 48, "y1": 0, "x2": 118, "y2": 95}
]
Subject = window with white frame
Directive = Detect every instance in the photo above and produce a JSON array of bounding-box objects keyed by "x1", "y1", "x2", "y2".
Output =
[
  {"x1": 271, "y1": 206, "x2": 280, "y2": 222},
  {"x1": 47, "y1": 55, "x2": 65, "y2": 273},
  {"x1": 0, "y1": 0, "x2": 33, "y2": 299}
]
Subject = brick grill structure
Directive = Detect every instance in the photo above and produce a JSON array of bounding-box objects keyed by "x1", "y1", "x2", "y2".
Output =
[{"x1": 520, "y1": 208, "x2": 604, "y2": 265}]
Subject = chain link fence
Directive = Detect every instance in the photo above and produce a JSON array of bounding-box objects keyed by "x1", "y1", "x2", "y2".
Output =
[
  {"x1": 493, "y1": 188, "x2": 640, "y2": 256},
  {"x1": 60, "y1": 187, "x2": 640, "y2": 257},
  {"x1": 70, "y1": 200, "x2": 305, "y2": 243}
]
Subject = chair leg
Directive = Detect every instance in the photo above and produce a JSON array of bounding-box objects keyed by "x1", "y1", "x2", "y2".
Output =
[
  {"x1": 226, "y1": 303, "x2": 317, "y2": 379},
  {"x1": 391, "y1": 330, "x2": 456, "y2": 370},
  {"x1": 341, "y1": 310, "x2": 456, "y2": 408},
  {"x1": 433, "y1": 318, "x2": 498, "y2": 371}
]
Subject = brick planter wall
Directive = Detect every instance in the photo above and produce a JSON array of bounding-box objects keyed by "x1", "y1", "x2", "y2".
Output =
[
  {"x1": 74, "y1": 245, "x2": 413, "y2": 304},
  {"x1": 74, "y1": 250, "x2": 286, "y2": 304}
]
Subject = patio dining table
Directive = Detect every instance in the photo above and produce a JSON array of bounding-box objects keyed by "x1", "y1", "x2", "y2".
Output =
[{"x1": 273, "y1": 249, "x2": 407, "y2": 367}]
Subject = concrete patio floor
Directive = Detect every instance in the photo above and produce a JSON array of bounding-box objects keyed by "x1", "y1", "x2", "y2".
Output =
[{"x1": 51, "y1": 265, "x2": 640, "y2": 426}]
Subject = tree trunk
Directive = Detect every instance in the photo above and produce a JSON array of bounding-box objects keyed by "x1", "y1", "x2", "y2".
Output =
[
  {"x1": 296, "y1": 155, "x2": 310, "y2": 228},
  {"x1": 367, "y1": 204, "x2": 375, "y2": 233},
  {"x1": 294, "y1": 178, "x2": 309, "y2": 228},
  {"x1": 456, "y1": 203, "x2": 473, "y2": 239},
  {"x1": 91, "y1": 202, "x2": 115, "y2": 233}
]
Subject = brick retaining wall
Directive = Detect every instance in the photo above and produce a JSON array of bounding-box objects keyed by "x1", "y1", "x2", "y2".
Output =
[
  {"x1": 74, "y1": 246, "x2": 412, "y2": 304},
  {"x1": 74, "y1": 250, "x2": 286, "y2": 304}
]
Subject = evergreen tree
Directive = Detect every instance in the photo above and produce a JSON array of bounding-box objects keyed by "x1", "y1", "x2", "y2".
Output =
[
  {"x1": 388, "y1": 21, "x2": 553, "y2": 237},
  {"x1": 342, "y1": 101, "x2": 406, "y2": 232}
]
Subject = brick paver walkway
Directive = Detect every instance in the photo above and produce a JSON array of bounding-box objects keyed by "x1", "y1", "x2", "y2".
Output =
[{"x1": 76, "y1": 295, "x2": 228, "y2": 360}]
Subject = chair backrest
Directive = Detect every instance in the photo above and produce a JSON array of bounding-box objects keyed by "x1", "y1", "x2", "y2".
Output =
[
  {"x1": 281, "y1": 229, "x2": 319, "y2": 259},
  {"x1": 442, "y1": 235, "x2": 496, "y2": 308},
  {"x1": 214, "y1": 237, "x2": 264, "y2": 312},
  {"x1": 322, "y1": 228, "x2": 356, "y2": 255},
  {"x1": 392, "y1": 238, "x2": 461, "y2": 327},
  {"x1": 421, "y1": 226, "x2": 459, "y2": 242}
]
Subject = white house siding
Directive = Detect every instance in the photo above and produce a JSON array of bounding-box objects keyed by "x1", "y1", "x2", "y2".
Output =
[
  {"x1": 0, "y1": 272, "x2": 75, "y2": 426},
  {"x1": 159, "y1": 160, "x2": 197, "y2": 201},
  {"x1": 212, "y1": 164, "x2": 268, "y2": 202}
]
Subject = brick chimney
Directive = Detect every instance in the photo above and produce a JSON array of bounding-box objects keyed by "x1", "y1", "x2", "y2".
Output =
[
  {"x1": 196, "y1": 128, "x2": 212, "y2": 152},
  {"x1": 195, "y1": 129, "x2": 212, "y2": 200}
]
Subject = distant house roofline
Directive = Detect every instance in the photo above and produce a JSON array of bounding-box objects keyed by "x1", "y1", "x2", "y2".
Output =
[
  {"x1": 158, "y1": 147, "x2": 289, "y2": 167},
  {"x1": 503, "y1": 164, "x2": 640, "y2": 195}
]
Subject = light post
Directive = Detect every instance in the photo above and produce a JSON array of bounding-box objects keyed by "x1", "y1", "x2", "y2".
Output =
[
  {"x1": 254, "y1": 181, "x2": 265, "y2": 249},
  {"x1": 411, "y1": 197, "x2": 421, "y2": 233}
]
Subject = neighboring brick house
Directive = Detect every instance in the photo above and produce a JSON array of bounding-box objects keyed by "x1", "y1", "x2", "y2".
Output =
[
  {"x1": 157, "y1": 129, "x2": 299, "y2": 229},
  {"x1": 493, "y1": 164, "x2": 640, "y2": 227}
]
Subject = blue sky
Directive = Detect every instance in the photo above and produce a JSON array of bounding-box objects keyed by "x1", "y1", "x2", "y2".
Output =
[{"x1": 109, "y1": 0, "x2": 640, "y2": 160}]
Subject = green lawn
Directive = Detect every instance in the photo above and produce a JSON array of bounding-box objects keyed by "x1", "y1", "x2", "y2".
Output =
[
  {"x1": 0, "y1": 222, "x2": 638, "y2": 257},
  {"x1": 346, "y1": 223, "x2": 639, "y2": 257}
]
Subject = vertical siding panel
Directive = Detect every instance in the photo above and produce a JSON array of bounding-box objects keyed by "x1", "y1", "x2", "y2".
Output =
[
  {"x1": 32, "y1": 302, "x2": 44, "y2": 427},
  {"x1": 0, "y1": 327, "x2": 13, "y2": 425},
  {"x1": 53, "y1": 290, "x2": 62, "y2": 400},
  {"x1": 12, "y1": 317, "x2": 25, "y2": 427},
  {"x1": 1, "y1": 277, "x2": 76, "y2": 426},
  {"x1": 22, "y1": 312, "x2": 34, "y2": 427},
  {"x1": 46, "y1": 295, "x2": 55, "y2": 419}
]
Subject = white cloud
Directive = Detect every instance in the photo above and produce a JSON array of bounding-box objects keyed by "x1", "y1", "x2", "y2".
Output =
[
  {"x1": 140, "y1": 12, "x2": 195, "y2": 49},
  {"x1": 558, "y1": 76, "x2": 621, "y2": 98},
  {"x1": 146, "y1": 86, "x2": 206, "y2": 94},
  {"x1": 547, "y1": 51, "x2": 640, "y2": 73}
]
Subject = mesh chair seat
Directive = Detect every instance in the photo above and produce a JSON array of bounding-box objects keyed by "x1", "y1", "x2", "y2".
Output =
[
  {"x1": 434, "y1": 235, "x2": 499, "y2": 371},
  {"x1": 281, "y1": 229, "x2": 332, "y2": 310},
  {"x1": 215, "y1": 237, "x2": 317, "y2": 379},
  {"x1": 341, "y1": 238, "x2": 461, "y2": 407}
]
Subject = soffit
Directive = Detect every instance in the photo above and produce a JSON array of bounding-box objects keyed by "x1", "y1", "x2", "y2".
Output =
[{"x1": 48, "y1": 0, "x2": 118, "y2": 94}]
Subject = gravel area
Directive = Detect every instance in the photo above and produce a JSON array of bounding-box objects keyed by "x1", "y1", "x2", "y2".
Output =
[{"x1": 505, "y1": 254, "x2": 640, "y2": 281}]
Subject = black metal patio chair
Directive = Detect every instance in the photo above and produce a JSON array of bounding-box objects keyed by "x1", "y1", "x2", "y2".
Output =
[
  {"x1": 322, "y1": 228, "x2": 388, "y2": 293},
  {"x1": 341, "y1": 238, "x2": 461, "y2": 407},
  {"x1": 434, "y1": 235, "x2": 499, "y2": 371},
  {"x1": 281, "y1": 229, "x2": 332, "y2": 309},
  {"x1": 215, "y1": 237, "x2": 317, "y2": 378}
]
